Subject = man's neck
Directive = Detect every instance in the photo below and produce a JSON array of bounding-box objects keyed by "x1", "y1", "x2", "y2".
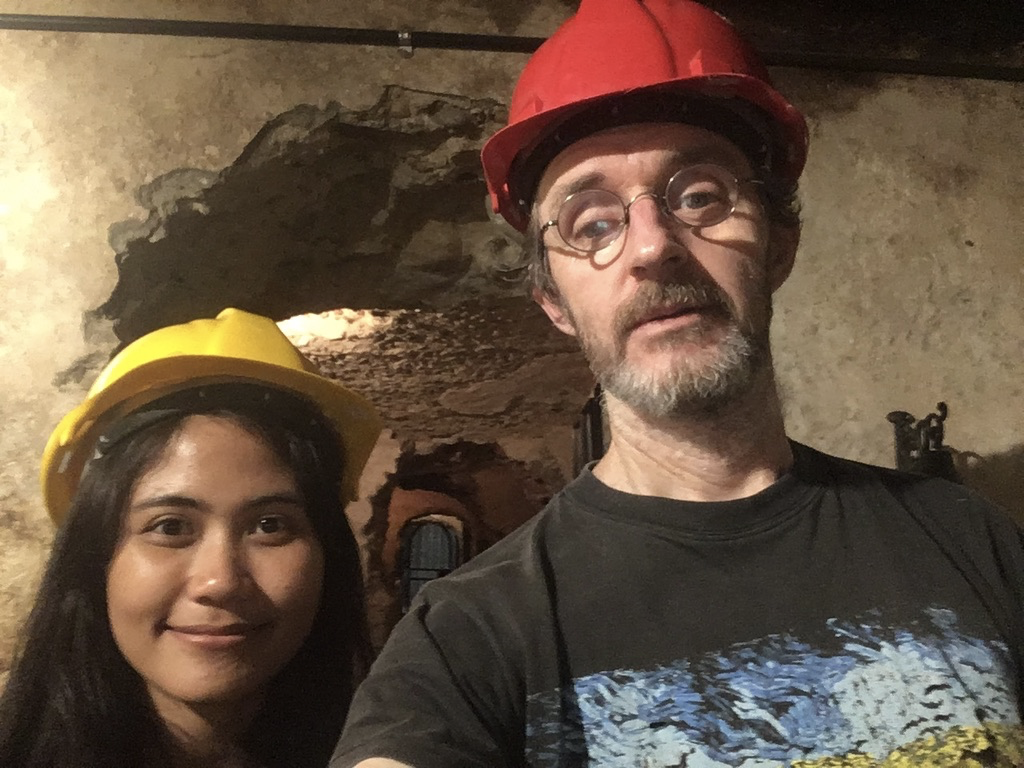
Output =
[{"x1": 593, "y1": 370, "x2": 792, "y2": 502}]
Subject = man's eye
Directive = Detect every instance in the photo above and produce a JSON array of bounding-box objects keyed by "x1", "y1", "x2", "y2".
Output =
[
  {"x1": 680, "y1": 191, "x2": 716, "y2": 209},
  {"x1": 573, "y1": 215, "x2": 618, "y2": 241},
  {"x1": 567, "y1": 205, "x2": 624, "y2": 248},
  {"x1": 666, "y1": 170, "x2": 735, "y2": 223}
]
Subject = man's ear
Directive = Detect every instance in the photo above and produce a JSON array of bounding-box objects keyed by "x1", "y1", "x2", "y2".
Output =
[
  {"x1": 532, "y1": 285, "x2": 578, "y2": 337},
  {"x1": 767, "y1": 223, "x2": 800, "y2": 292}
]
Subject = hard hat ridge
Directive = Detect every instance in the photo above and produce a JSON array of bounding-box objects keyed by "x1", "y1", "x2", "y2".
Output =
[
  {"x1": 507, "y1": 88, "x2": 779, "y2": 226},
  {"x1": 480, "y1": 0, "x2": 809, "y2": 232},
  {"x1": 40, "y1": 308, "x2": 382, "y2": 523}
]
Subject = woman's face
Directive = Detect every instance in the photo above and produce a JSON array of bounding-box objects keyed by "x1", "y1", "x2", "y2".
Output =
[{"x1": 106, "y1": 413, "x2": 325, "y2": 724}]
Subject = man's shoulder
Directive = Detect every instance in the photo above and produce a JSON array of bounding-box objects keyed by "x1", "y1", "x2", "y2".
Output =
[
  {"x1": 792, "y1": 440, "x2": 911, "y2": 483},
  {"x1": 407, "y1": 476, "x2": 597, "y2": 616},
  {"x1": 798, "y1": 440, "x2": 948, "y2": 487},
  {"x1": 413, "y1": 497, "x2": 558, "y2": 597},
  {"x1": 794, "y1": 441, "x2": 1014, "y2": 528},
  {"x1": 446, "y1": 475, "x2": 591, "y2": 569}
]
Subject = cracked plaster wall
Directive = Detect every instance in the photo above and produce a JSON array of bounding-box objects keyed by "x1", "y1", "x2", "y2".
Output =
[{"x1": 0, "y1": 0, "x2": 1022, "y2": 673}]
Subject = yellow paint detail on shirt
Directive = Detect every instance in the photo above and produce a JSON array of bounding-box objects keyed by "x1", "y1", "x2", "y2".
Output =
[{"x1": 791, "y1": 722, "x2": 1024, "y2": 767}]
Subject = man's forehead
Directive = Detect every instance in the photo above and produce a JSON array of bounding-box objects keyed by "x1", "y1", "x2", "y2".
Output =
[{"x1": 536, "y1": 122, "x2": 752, "y2": 203}]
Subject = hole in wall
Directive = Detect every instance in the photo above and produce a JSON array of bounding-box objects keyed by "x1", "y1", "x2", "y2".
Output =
[
  {"x1": 362, "y1": 439, "x2": 557, "y2": 647},
  {"x1": 91, "y1": 86, "x2": 526, "y2": 346}
]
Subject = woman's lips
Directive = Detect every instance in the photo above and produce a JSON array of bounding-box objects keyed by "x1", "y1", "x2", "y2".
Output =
[{"x1": 164, "y1": 622, "x2": 268, "y2": 648}]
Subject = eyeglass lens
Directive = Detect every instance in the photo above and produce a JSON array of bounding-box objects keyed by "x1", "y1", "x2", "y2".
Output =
[{"x1": 555, "y1": 163, "x2": 741, "y2": 254}]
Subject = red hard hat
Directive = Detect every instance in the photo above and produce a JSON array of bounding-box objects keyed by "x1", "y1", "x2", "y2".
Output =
[{"x1": 481, "y1": 0, "x2": 809, "y2": 232}]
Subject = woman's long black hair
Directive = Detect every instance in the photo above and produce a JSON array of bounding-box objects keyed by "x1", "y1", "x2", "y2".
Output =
[{"x1": 0, "y1": 383, "x2": 373, "y2": 768}]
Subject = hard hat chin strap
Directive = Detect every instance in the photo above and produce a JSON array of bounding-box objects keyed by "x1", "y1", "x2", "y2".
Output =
[{"x1": 86, "y1": 382, "x2": 344, "y2": 493}]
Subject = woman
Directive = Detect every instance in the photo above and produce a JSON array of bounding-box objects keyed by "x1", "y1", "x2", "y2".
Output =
[{"x1": 0, "y1": 308, "x2": 381, "y2": 767}]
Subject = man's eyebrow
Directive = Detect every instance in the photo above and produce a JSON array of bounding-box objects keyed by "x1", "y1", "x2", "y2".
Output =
[
  {"x1": 544, "y1": 143, "x2": 746, "y2": 208},
  {"x1": 546, "y1": 171, "x2": 607, "y2": 209},
  {"x1": 668, "y1": 145, "x2": 743, "y2": 168}
]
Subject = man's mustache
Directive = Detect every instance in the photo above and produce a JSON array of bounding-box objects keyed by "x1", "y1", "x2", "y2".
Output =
[{"x1": 613, "y1": 280, "x2": 732, "y2": 337}]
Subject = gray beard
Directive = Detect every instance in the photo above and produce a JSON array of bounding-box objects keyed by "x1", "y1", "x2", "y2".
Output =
[
  {"x1": 591, "y1": 320, "x2": 765, "y2": 417},
  {"x1": 568, "y1": 279, "x2": 771, "y2": 419}
]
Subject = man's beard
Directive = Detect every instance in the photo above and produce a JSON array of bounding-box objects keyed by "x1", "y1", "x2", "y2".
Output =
[{"x1": 565, "y1": 274, "x2": 772, "y2": 419}]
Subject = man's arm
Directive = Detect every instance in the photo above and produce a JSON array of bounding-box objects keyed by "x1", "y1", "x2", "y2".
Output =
[{"x1": 330, "y1": 581, "x2": 523, "y2": 768}]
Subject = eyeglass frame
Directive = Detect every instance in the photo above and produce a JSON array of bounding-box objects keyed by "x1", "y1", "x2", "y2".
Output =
[{"x1": 537, "y1": 163, "x2": 764, "y2": 263}]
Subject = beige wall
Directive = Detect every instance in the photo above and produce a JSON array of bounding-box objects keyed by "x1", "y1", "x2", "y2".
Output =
[
  {"x1": 773, "y1": 72, "x2": 1023, "y2": 480},
  {"x1": 0, "y1": 1, "x2": 1021, "y2": 669}
]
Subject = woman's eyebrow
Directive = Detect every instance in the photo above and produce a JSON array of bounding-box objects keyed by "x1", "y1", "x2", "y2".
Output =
[
  {"x1": 245, "y1": 492, "x2": 305, "y2": 510},
  {"x1": 127, "y1": 491, "x2": 304, "y2": 513},
  {"x1": 128, "y1": 494, "x2": 200, "y2": 511}
]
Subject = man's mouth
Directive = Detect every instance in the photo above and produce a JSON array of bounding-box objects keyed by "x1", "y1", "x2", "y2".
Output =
[{"x1": 629, "y1": 302, "x2": 712, "y2": 332}]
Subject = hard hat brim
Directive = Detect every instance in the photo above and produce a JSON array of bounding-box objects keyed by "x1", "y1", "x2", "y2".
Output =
[
  {"x1": 482, "y1": 73, "x2": 809, "y2": 232},
  {"x1": 41, "y1": 355, "x2": 382, "y2": 524}
]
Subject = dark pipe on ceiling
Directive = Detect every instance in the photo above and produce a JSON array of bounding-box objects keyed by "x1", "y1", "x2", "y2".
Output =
[
  {"x1": 0, "y1": 14, "x2": 545, "y2": 52},
  {"x1": 0, "y1": 13, "x2": 1020, "y2": 83}
]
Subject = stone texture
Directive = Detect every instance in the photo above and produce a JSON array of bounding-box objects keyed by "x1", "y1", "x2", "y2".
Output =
[{"x1": 300, "y1": 299, "x2": 592, "y2": 443}]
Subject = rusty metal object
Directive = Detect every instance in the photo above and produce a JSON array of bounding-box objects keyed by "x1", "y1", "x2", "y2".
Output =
[{"x1": 886, "y1": 401, "x2": 961, "y2": 482}]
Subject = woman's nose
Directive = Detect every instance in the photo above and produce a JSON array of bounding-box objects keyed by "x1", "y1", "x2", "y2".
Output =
[{"x1": 188, "y1": 534, "x2": 252, "y2": 602}]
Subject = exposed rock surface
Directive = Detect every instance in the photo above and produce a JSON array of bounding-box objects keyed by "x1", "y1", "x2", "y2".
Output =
[
  {"x1": 100, "y1": 86, "x2": 526, "y2": 343},
  {"x1": 300, "y1": 299, "x2": 594, "y2": 443}
]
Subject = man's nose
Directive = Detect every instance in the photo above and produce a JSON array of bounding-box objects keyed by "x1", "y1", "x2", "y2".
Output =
[
  {"x1": 188, "y1": 533, "x2": 251, "y2": 602},
  {"x1": 621, "y1": 195, "x2": 690, "y2": 277}
]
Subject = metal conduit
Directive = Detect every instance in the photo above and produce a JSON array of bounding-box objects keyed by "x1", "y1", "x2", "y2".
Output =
[
  {"x1": 0, "y1": 14, "x2": 545, "y2": 53},
  {"x1": 0, "y1": 13, "x2": 1021, "y2": 83}
]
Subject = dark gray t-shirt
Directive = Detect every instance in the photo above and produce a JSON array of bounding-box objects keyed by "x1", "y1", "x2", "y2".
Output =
[{"x1": 333, "y1": 443, "x2": 1024, "y2": 767}]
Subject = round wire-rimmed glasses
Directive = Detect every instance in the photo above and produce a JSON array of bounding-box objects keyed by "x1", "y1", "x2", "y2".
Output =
[{"x1": 539, "y1": 163, "x2": 761, "y2": 265}]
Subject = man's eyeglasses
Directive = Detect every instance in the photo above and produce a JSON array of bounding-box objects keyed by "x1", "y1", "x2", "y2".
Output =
[{"x1": 539, "y1": 163, "x2": 760, "y2": 265}]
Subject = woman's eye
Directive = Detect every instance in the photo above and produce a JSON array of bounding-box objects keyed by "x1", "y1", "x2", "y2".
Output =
[
  {"x1": 155, "y1": 519, "x2": 184, "y2": 535},
  {"x1": 255, "y1": 516, "x2": 286, "y2": 535},
  {"x1": 250, "y1": 514, "x2": 306, "y2": 543},
  {"x1": 249, "y1": 505, "x2": 313, "y2": 544},
  {"x1": 142, "y1": 516, "x2": 194, "y2": 543}
]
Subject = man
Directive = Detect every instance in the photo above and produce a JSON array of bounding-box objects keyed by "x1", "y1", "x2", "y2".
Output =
[{"x1": 333, "y1": 1, "x2": 1024, "y2": 765}]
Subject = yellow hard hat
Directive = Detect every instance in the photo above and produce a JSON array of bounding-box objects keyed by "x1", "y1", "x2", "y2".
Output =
[{"x1": 41, "y1": 308, "x2": 382, "y2": 523}]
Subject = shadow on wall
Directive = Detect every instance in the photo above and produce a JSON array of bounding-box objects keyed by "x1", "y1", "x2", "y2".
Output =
[
  {"x1": 953, "y1": 444, "x2": 1024, "y2": 524},
  {"x1": 885, "y1": 402, "x2": 1023, "y2": 523}
]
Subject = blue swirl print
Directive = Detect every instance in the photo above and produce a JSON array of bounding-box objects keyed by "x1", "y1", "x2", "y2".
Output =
[{"x1": 525, "y1": 607, "x2": 1018, "y2": 767}]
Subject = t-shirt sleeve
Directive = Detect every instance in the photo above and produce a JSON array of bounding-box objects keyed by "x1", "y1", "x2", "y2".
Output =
[
  {"x1": 330, "y1": 582, "x2": 525, "y2": 768},
  {"x1": 950, "y1": 489, "x2": 1024, "y2": 636},
  {"x1": 897, "y1": 476, "x2": 1024, "y2": 671}
]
